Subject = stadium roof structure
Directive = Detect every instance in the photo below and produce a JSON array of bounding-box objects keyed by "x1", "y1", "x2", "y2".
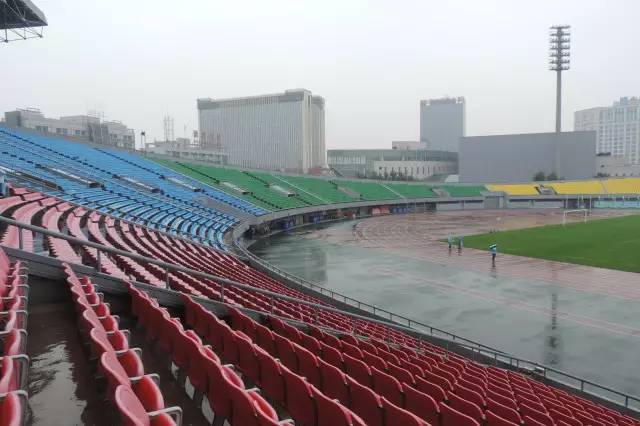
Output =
[{"x1": 1, "y1": 0, "x2": 47, "y2": 43}]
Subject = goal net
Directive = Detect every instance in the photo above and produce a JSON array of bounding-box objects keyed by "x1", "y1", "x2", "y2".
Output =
[{"x1": 562, "y1": 209, "x2": 588, "y2": 226}]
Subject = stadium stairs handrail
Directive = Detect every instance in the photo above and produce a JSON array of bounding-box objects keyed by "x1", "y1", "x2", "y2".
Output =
[{"x1": 0, "y1": 215, "x2": 638, "y2": 412}]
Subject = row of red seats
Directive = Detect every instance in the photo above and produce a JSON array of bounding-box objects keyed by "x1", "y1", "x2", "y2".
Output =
[
  {"x1": 127, "y1": 283, "x2": 294, "y2": 425},
  {"x1": 178, "y1": 292, "x2": 370, "y2": 425},
  {"x1": 62, "y1": 264, "x2": 182, "y2": 425},
  {"x1": 0, "y1": 247, "x2": 29, "y2": 426},
  {"x1": 221, "y1": 304, "x2": 430, "y2": 426},
  {"x1": 262, "y1": 313, "x2": 640, "y2": 426}
]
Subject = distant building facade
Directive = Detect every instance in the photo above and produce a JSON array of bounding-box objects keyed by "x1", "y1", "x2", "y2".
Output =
[
  {"x1": 197, "y1": 89, "x2": 326, "y2": 173},
  {"x1": 459, "y1": 131, "x2": 596, "y2": 183},
  {"x1": 574, "y1": 97, "x2": 640, "y2": 164},
  {"x1": 3, "y1": 108, "x2": 135, "y2": 149},
  {"x1": 420, "y1": 97, "x2": 466, "y2": 152},
  {"x1": 391, "y1": 140, "x2": 428, "y2": 150},
  {"x1": 328, "y1": 148, "x2": 457, "y2": 180},
  {"x1": 145, "y1": 138, "x2": 228, "y2": 165}
]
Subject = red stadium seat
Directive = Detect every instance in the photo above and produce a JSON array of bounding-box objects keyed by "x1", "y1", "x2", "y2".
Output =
[
  {"x1": 255, "y1": 347, "x2": 286, "y2": 406},
  {"x1": 402, "y1": 383, "x2": 440, "y2": 426},
  {"x1": 99, "y1": 351, "x2": 164, "y2": 412},
  {"x1": 381, "y1": 396, "x2": 429, "y2": 425},
  {"x1": 415, "y1": 374, "x2": 448, "y2": 403},
  {"x1": 256, "y1": 324, "x2": 278, "y2": 357},
  {"x1": 318, "y1": 358, "x2": 350, "y2": 405},
  {"x1": 440, "y1": 401, "x2": 481, "y2": 426},
  {"x1": 371, "y1": 366, "x2": 404, "y2": 406},
  {"x1": 274, "y1": 333, "x2": 299, "y2": 372},
  {"x1": 312, "y1": 385, "x2": 366, "y2": 426},
  {"x1": 448, "y1": 390, "x2": 485, "y2": 424},
  {"x1": 347, "y1": 376, "x2": 384, "y2": 426},
  {"x1": 295, "y1": 344, "x2": 322, "y2": 388},
  {"x1": 282, "y1": 366, "x2": 316, "y2": 426},
  {"x1": 114, "y1": 385, "x2": 181, "y2": 426},
  {"x1": 343, "y1": 353, "x2": 372, "y2": 387},
  {"x1": 520, "y1": 402, "x2": 554, "y2": 426},
  {"x1": 456, "y1": 382, "x2": 486, "y2": 408},
  {"x1": 487, "y1": 410, "x2": 521, "y2": 426},
  {"x1": 0, "y1": 390, "x2": 26, "y2": 426},
  {"x1": 487, "y1": 397, "x2": 523, "y2": 424},
  {"x1": 320, "y1": 341, "x2": 344, "y2": 368}
]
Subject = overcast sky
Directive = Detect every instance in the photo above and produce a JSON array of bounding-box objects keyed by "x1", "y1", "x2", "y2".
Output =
[{"x1": 2, "y1": 0, "x2": 639, "y2": 149}]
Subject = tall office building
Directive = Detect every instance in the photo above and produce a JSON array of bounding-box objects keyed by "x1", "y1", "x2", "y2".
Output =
[
  {"x1": 197, "y1": 89, "x2": 326, "y2": 173},
  {"x1": 575, "y1": 97, "x2": 640, "y2": 164},
  {"x1": 420, "y1": 97, "x2": 466, "y2": 152}
]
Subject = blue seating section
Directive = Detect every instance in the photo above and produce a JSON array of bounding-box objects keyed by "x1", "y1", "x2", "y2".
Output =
[{"x1": 0, "y1": 126, "x2": 266, "y2": 248}]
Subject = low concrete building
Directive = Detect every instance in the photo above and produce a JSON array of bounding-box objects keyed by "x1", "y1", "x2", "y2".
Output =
[
  {"x1": 328, "y1": 148, "x2": 457, "y2": 180},
  {"x1": 459, "y1": 131, "x2": 597, "y2": 183},
  {"x1": 144, "y1": 138, "x2": 228, "y2": 165},
  {"x1": 4, "y1": 108, "x2": 135, "y2": 149}
]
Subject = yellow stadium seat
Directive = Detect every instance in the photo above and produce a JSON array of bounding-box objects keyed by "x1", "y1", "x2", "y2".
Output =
[
  {"x1": 545, "y1": 180, "x2": 605, "y2": 195},
  {"x1": 602, "y1": 178, "x2": 640, "y2": 194},
  {"x1": 487, "y1": 184, "x2": 540, "y2": 196}
]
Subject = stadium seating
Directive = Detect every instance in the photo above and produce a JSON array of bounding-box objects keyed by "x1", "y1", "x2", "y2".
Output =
[
  {"x1": 487, "y1": 184, "x2": 541, "y2": 196},
  {"x1": 0, "y1": 126, "x2": 267, "y2": 248},
  {"x1": 602, "y1": 178, "x2": 640, "y2": 194},
  {"x1": 62, "y1": 266, "x2": 183, "y2": 425},
  {"x1": 545, "y1": 180, "x2": 606, "y2": 195},
  {"x1": 0, "y1": 246, "x2": 29, "y2": 426},
  {"x1": 438, "y1": 185, "x2": 486, "y2": 197}
]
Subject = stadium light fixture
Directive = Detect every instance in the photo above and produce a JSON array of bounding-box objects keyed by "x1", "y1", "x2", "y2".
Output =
[{"x1": 549, "y1": 25, "x2": 571, "y2": 134}]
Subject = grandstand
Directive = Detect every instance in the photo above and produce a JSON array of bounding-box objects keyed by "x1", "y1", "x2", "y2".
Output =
[
  {"x1": 1, "y1": 124, "x2": 640, "y2": 424},
  {"x1": 0, "y1": 0, "x2": 47, "y2": 43}
]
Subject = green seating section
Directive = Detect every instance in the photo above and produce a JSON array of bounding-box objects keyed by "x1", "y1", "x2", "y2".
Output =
[
  {"x1": 385, "y1": 183, "x2": 438, "y2": 198},
  {"x1": 152, "y1": 158, "x2": 489, "y2": 212},
  {"x1": 331, "y1": 180, "x2": 400, "y2": 201},
  {"x1": 277, "y1": 175, "x2": 359, "y2": 203},
  {"x1": 438, "y1": 185, "x2": 486, "y2": 197},
  {"x1": 154, "y1": 159, "x2": 311, "y2": 210}
]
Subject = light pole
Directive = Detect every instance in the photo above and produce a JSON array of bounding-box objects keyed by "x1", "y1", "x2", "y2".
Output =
[{"x1": 549, "y1": 25, "x2": 571, "y2": 134}]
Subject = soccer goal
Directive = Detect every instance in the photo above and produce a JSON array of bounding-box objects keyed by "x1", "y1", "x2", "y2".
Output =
[{"x1": 562, "y1": 209, "x2": 588, "y2": 226}]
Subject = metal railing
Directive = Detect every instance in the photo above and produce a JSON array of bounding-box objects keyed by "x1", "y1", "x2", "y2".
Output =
[{"x1": 1, "y1": 215, "x2": 639, "y2": 412}]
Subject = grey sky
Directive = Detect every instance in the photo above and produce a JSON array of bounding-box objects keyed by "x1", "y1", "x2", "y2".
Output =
[{"x1": 3, "y1": 0, "x2": 639, "y2": 149}]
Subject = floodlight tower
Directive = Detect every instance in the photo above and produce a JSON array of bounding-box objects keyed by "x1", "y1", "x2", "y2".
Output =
[{"x1": 549, "y1": 25, "x2": 571, "y2": 133}]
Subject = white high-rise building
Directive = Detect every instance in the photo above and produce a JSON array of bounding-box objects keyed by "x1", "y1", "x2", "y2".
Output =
[
  {"x1": 575, "y1": 97, "x2": 640, "y2": 164},
  {"x1": 420, "y1": 97, "x2": 466, "y2": 152},
  {"x1": 197, "y1": 89, "x2": 326, "y2": 173}
]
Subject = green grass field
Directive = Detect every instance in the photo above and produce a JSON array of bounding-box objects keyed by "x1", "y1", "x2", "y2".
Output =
[{"x1": 463, "y1": 214, "x2": 640, "y2": 272}]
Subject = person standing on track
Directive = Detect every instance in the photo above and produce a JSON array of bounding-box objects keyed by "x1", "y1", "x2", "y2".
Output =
[
  {"x1": 447, "y1": 234, "x2": 453, "y2": 252},
  {"x1": 490, "y1": 244, "x2": 497, "y2": 267},
  {"x1": 457, "y1": 235, "x2": 464, "y2": 254}
]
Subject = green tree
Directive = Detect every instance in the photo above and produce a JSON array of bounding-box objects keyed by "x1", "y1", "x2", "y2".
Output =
[
  {"x1": 533, "y1": 171, "x2": 546, "y2": 181},
  {"x1": 547, "y1": 172, "x2": 558, "y2": 181}
]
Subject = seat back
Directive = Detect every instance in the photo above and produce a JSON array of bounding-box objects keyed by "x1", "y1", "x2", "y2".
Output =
[
  {"x1": 99, "y1": 351, "x2": 131, "y2": 396},
  {"x1": 381, "y1": 397, "x2": 428, "y2": 425},
  {"x1": 114, "y1": 385, "x2": 151, "y2": 426},
  {"x1": 0, "y1": 391, "x2": 23, "y2": 426},
  {"x1": 343, "y1": 353, "x2": 372, "y2": 388},
  {"x1": 448, "y1": 391, "x2": 485, "y2": 424},
  {"x1": 346, "y1": 376, "x2": 384, "y2": 426},
  {"x1": 402, "y1": 383, "x2": 440, "y2": 426},
  {"x1": 371, "y1": 366, "x2": 404, "y2": 406},
  {"x1": 255, "y1": 347, "x2": 286, "y2": 405},
  {"x1": 313, "y1": 385, "x2": 363, "y2": 426},
  {"x1": 440, "y1": 401, "x2": 481, "y2": 426},
  {"x1": 486, "y1": 410, "x2": 520, "y2": 426},
  {"x1": 294, "y1": 344, "x2": 321, "y2": 388},
  {"x1": 282, "y1": 366, "x2": 316, "y2": 426},
  {"x1": 415, "y1": 374, "x2": 448, "y2": 403}
]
